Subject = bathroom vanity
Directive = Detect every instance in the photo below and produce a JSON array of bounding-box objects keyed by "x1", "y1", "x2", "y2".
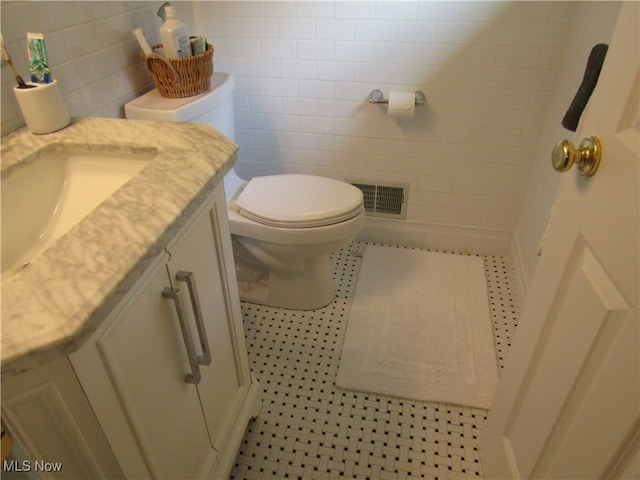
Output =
[{"x1": 1, "y1": 118, "x2": 261, "y2": 479}]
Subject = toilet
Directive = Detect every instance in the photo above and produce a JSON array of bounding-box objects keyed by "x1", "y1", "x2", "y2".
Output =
[{"x1": 125, "y1": 73, "x2": 365, "y2": 310}]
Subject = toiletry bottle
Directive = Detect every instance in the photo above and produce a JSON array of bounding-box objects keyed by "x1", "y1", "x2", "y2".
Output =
[{"x1": 160, "y1": 5, "x2": 190, "y2": 58}]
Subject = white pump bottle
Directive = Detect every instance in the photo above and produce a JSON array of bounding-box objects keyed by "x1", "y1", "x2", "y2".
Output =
[{"x1": 160, "y1": 5, "x2": 190, "y2": 58}]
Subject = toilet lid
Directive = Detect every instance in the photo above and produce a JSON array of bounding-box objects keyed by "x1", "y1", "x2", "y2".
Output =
[{"x1": 232, "y1": 174, "x2": 363, "y2": 228}]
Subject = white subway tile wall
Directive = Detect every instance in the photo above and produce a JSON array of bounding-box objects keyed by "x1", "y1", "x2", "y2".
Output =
[
  {"x1": 2, "y1": 1, "x2": 617, "y2": 259},
  {"x1": 194, "y1": 1, "x2": 576, "y2": 238},
  {"x1": 0, "y1": 1, "x2": 185, "y2": 132}
]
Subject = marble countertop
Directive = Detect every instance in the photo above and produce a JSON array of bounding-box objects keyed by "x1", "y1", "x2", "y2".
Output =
[{"x1": 1, "y1": 117, "x2": 238, "y2": 376}]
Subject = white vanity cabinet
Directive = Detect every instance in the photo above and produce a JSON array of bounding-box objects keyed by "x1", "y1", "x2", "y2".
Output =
[
  {"x1": 70, "y1": 184, "x2": 261, "y2": 479},
  {"x1": 0, "y1": 119, "x2": 256, "y2": 480}
]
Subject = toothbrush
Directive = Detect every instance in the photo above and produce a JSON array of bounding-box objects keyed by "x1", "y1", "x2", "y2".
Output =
[
  {"x1": 0, "y1": 34, "x2": 35, "y2": 89},
  {"x1": 133, "y1": 28, "x2": 153, "y2": 55}
]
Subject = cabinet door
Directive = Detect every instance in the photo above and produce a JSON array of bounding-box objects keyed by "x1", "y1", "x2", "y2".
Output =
[
  {"x1": 97, "y1": 258, "x2": 217, "y2": 479},
  {"x1": 71, "y1": 252, "x2": 218, "y2": 479},
  {"x1": 166, "y1": 187, "x2": 250, "y2": 451},
  {"x1": 1, "y1": 357, "x2": 124, "y2": 480}
]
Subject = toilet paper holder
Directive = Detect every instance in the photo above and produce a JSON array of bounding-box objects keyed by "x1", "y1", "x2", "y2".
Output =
[{"x1": 369, "y1": 89, "x2": 425, "y2": 105}]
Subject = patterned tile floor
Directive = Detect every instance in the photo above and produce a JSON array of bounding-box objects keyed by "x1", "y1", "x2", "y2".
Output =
[{"x1": 231, "y1": 241, "x2": 521, "y2": 480}]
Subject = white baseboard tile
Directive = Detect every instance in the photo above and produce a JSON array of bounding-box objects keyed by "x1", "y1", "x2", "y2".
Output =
[
  {"x1": 356, "y1": 217, "x2": 512, "y2": 257},
  {"x1": 508, "y1": 234, "x2": 531, "y2": 308}
]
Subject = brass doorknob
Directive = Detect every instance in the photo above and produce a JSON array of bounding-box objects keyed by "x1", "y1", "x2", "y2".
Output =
[{"x1": 551, "y1": 135, "x2": 601, "y2": 176}]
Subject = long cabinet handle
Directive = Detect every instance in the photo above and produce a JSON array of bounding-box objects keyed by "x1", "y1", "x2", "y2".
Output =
[
  {"x1": 162, "y1": 287, "x2": 202, "y2": 385},
  {"x1": 175, "y1": 271, "x2": 212, "y2": 366}
]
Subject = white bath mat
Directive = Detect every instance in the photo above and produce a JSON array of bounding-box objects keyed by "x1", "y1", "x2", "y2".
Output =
[{"x1": 336, "y1": 245, "x2": 499, "y2": 409}]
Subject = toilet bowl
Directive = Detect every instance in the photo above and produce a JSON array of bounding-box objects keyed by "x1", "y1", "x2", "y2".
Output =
[
  {"x1": 125, "y1": 73, "x2": 365, "y2": 310},
  {"x1": 224, "y1": 171, "x2": 364, "y2": 310}
]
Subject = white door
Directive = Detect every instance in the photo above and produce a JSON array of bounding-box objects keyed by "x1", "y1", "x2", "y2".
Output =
[{"x1": 480, "y1": 3, "x2": 639, "y2": 479}]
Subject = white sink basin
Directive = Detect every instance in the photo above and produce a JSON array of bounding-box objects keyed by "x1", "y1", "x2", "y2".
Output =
[{"x1": 2, "y1": 149, "x2": 154, "y2": 277}]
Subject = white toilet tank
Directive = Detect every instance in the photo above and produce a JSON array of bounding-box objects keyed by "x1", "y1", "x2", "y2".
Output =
[{"x1": 124, "y1": 72, "x2": 236, "y2": 141}]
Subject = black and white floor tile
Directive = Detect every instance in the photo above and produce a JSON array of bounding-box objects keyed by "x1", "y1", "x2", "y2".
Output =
[{"x1": 231, "y1": 241, "x2": 520, "y2": 480}]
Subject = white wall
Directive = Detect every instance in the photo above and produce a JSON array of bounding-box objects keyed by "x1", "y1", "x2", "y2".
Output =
[
  {"x1": 0, "y1": 1, "x2": 194, "y2": 133},
  {"x1": 195, "y1": 1, "x2": 577, "y2": 254},
  {"x1": 3, "y1": 1, "x2": 618, "y2": 260},
  {"x1": 511, "y1": 1, "x2": 622, "y2": 297}
]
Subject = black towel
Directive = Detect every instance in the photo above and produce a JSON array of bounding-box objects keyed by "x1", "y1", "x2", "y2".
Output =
[{"x1": 562, "y1": 43, "x2": 608, "y2": 131}]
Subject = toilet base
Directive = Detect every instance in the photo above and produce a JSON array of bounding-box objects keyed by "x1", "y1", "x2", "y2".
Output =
[{"x1": 234, "y1": 252, "x2": 336, "y2": 310}]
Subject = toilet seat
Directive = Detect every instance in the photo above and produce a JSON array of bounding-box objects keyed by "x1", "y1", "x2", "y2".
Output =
[{"x1": 230, "y1": 174, "x2": 363, "y2": 228}]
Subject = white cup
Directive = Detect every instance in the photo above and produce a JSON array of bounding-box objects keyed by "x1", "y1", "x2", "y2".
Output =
[{"x1": 13, "y1": 79, "x2": 70, "y2": 134}]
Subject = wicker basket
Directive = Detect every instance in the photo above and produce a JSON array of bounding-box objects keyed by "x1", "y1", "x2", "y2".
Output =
[{"x1": 142, "y1": 44, "x2": 214, "y2": 98}]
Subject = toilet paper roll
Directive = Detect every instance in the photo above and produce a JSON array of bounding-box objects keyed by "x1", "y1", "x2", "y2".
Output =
[
  {"x1": 387, "y1": 91, "x2": 415, "y2": 119},
  {"x1": 13, "y1": 79, "x2": 70, "y2": 134}
]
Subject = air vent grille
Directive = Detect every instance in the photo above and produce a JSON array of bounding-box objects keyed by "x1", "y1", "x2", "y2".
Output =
[{"x1": 347, "y1": 178, "x2": 408, "y2": 219}]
